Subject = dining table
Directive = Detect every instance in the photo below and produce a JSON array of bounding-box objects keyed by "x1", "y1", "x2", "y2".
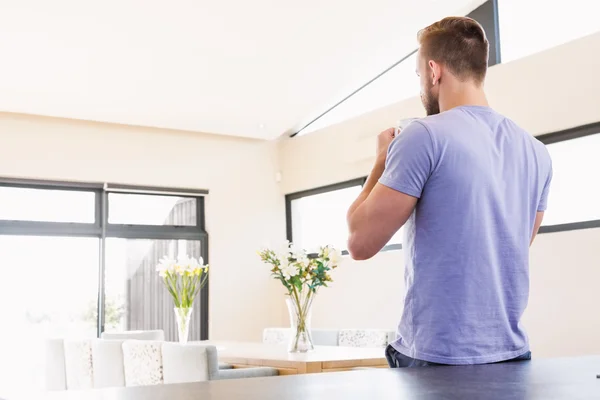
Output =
[{"x1": 197, "y1": 340, "x2": 389, "y2": 374}]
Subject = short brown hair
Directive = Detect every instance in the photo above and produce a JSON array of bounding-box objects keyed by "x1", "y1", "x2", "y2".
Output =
[{"x1": 417, "y1": 17, "x2": 489, "y2": 84}]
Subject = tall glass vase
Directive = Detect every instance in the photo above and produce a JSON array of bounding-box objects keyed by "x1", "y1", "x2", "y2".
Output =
[
  {"x1": 286, "y1": 291, "x2": 314, "y2": 353},
  {"x1": 174, "y1": 307, "x2": 193, "y2": 344}
]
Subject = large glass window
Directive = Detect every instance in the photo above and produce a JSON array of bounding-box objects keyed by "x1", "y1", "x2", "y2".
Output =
[
  {"x1": 0, "y1": 187, "x2": 95, "y2": 223},
  {"x1": 0, "y1": 180, "x2": 208, "y2": 394},
  {"x1": 542, "y1": 132, "x2": 600, "y2": 226},
  {"x1": 108, "y1": 193, "x2": 197, "y2": 226},
  {"x1": 499, "y1": 0, "x2": 600, "y2": 63},
  {"x1": 287, "y1": 179, "x2": 402, "y2": 253},
  {"x1": 290, "y1": 184, "x2": 362, "y2": 251},
  {"x1": 105, "y1": 238, "x2": 204, "y2": 340},
  {"x1": 0, "y1": 236, "x2": 99, "y2": 393}
]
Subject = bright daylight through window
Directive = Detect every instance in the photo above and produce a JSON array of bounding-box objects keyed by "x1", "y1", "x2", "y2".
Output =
[
  {"x1": 289, "y1": 181, "x2": 402, "y2": 253},
  {"x1": 0, "y1": 183, "x2": 207, "y2": 394},
  {"x1": 499, "y1": 0, "x2": 600, "y2": 63},
  {"x1": 542, "y1": 132, "x2": 600, "y2": 226}
]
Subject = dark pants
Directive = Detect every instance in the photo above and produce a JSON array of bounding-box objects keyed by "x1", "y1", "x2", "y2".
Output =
[{"x1": 385, "y1": 345, "x2": 532, "y2": 368}]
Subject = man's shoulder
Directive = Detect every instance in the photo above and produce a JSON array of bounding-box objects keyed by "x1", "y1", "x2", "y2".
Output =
[{"x1": 415, "y1": 108, "x2": 472, "y2": 134}]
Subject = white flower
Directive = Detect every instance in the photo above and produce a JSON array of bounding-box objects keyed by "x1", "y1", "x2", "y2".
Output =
[
  {"x1": 279, "y1": 255, "x2": 289, "y2": 269},
  {"x1": 187, "y1": 256, "x2": 201, "y2": 270},
  {"x1": 157, "y1": 257, "x2": 176, "y2": 274},
  {"x1": 281, "y1": 263, "x2": 299, "y2": 280},
  {"x1": 295, "y1": 250, "x2": 309, "y2": 266},
  {"x1": 329, "y1": 248, "x2": 342, "y2": 265},
  {"x1": 278, "y1": 242, "x2": 292, "y2": 260}
]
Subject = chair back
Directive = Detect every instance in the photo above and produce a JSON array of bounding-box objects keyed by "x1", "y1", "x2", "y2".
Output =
[
  {"x1": 122, "y1": 340, "x2": 164, "y2": 387},
  {"x1": 311, "y1": 329, "x2": 339, "y2": 346},
  {"x1": 338, "y1": 329, "x2": 395, "y2": 348},
  {"x1": 63, "y1": 339, "x2": 94, "y2": 390},
  {"x1": 262, "y1": 328, "x2": 291, "y2": 345},
  {"x1": 101, "y1": 330, "x2": 165, "y2": 341},
  {"x1": 91, "y1": 339, "x2": 126, "y2": 388},
  {"x1": 45, "y1": 339, "x2": 67, "y2": 391}
]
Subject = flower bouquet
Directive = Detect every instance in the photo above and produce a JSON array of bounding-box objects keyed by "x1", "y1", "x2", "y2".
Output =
[
  {"x1": 258, "y1": 243, "x2": 341, "y2": 352},
  {"x1": 156, "y1": 255, "x2": 209, "y2": 343}
]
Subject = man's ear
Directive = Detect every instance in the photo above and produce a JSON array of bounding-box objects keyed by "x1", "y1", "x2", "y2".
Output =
[{"x1": 428, "y1": 60, "x2": 442, "y2": 86}]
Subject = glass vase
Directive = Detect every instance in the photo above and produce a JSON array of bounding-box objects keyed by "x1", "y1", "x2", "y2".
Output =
[
  {"x1": 286, "y1": 291, "x2": 314, "y2": 353},
  {"x1": 174, "y1": 307, "x2": 193, "y2": 344}
]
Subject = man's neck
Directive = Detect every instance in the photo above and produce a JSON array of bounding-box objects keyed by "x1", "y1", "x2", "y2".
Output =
[{"x1": 439, "y1": 82, "x2": 489, "y2": 113}]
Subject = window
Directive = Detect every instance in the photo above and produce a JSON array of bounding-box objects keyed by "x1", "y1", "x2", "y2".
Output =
[
  {"x1": 538, "y1": 124, "x2": 600, "y2": 229},
  {"x1": 0, "y1": 179, "x2": 208, "y2": 393},
  {"x1": 108, "y1": 193, "x2": 197, "y2": 226},
  {"x1": 499, "y1": 0, "x2": 600, "y2": 63},
  {"x1": 0, "y1": 236, "x2": 99, "y2": 392},
  {"x1": 0, "y1": 186, "x2": 95, "y2": 223},
  {"x1": 104, "y1": 238, "x2": 204, "y2": 340},
  {"x1": 286, "y1": 178, "x2": 402, "y2": 253}
]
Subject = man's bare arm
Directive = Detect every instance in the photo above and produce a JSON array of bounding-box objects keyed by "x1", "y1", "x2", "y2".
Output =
[
  {"x1": 346, "y1": 128, "x2": 418, "y2": 260},
  {"x1": 530, "y1": 211, "x2": 544, "y2": 246}
]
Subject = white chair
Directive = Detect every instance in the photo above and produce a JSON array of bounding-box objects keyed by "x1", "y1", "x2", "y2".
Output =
[
  {"x1": 45, "y1": 339, "x2": 67, "y2": 391},
  {"x1": 101, "y1": 330, "x2": 165, "y2": 341},
  {"x1": 46, "y1": 339, "x2": 279, "y2": 391},
  {"x1": 122, "y1": 340, "x2": 164, "y2": 387},
  {"x1": 63, "y1": 339, "x2": 94, "y2": 390},
  {"x1": 262, "y1": 328, "x2": 291, "y2": 345},
  {"x1": 338, "y1": 329, "x2": 395, "y2": 348},
  {"x1": 91, "y1": 339, "x2": 126, "y2": 388},
  {"x1": 311, "y1": 329, "x2": 339, "y2": 346},
  {"x1": 161, "y1": 342, "x2": 210, "y2": 384},
  {"x1": 122, "y1": 340, "x2": 278, "y2": 387},
  {"x1": 263, "y1": 328, "x2": 340, "y2": 346}
]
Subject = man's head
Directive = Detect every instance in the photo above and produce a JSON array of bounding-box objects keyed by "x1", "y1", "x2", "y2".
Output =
[{"x1": 416, "y1": 17, "x2": 489, "y2": 115}]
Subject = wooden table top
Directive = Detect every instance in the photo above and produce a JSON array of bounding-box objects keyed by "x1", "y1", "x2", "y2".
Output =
[
  {"x1": 197, "y1": 340, "x2": 387, "y2": 362},
  {"x1": 4, "y1": 356, "x2": 600, "y2": 400}
]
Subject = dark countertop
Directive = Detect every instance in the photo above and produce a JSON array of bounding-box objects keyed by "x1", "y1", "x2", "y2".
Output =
[{"x1": 4, "y1": 355, "x2": 600, "y2": 400}]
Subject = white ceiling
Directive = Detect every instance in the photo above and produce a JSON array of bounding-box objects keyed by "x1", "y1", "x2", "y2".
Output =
[{"x1": 0, "y1": 0, "x2": 483, "y2": 139}]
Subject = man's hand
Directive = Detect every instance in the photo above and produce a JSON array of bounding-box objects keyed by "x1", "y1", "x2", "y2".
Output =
[{"x1": 377, "y1": 127, "x2": 397, "y2": 163}]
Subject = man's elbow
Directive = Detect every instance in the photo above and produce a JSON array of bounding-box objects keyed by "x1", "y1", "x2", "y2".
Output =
[{"x1": 347, "y1": 235, "x2": 378, "y2": 261}]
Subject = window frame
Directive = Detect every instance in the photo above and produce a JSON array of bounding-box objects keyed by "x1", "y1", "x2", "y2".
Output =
[
  {"x1": 536, "y1": 121, "x2": 600, "y2": 234},
  {"x1": 285, "y1": 177, "x2": 403, "y2": 256},
  {"x1": 0, "y1": 178, "x2": 209, "y2": 339}
]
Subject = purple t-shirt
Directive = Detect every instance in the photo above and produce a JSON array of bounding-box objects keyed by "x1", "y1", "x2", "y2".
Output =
[{"x1": 379, "y1": 105, "x2": 552, "y2": 365}]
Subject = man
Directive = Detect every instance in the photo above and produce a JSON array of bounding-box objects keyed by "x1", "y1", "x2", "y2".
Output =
[{"x1": 346, "y1": 17, "x2": 552, "y2": 367}]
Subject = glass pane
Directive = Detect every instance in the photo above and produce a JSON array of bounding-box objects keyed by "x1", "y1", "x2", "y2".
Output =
[
  {"x1": 291, "y1": 185, "x2": 362, "y2": 251},
  {"x1": 297, "y1": 52, "x2": 419, "y2": 136},
  {"x1": 499, "y1": 0, "x2": 600, "y2": 63},
  {"x1": 0, "y1": 187, "x2": 95, "y2": 223},
  {"x1": 0, "y1": 236, "x2": 99, "y2": 394},
  {"x1": 108, "y1": 193, "x2": 197, "y2": 226},
  {"x1": 104, "y1": 238, "x2": 204, "y2": 342},
  {"x1": 543, "y1": 133, "x2": 600, "y2": 226}
]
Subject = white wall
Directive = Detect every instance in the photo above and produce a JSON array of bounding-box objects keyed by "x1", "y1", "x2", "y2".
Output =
[
  {"x1": 277, "y1": 32, "x2": 600, "y2": 357},
  {"x1": 526, "y1": 228, "x2": 600, "y2": 357},
  {"x1": 0, "y1": 113, "x2": 286, "y2": 341}
]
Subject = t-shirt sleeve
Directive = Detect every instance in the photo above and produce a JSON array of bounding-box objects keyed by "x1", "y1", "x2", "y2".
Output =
[
  {"x1": 378, "y1": 121, "x2": 436, "y2": 199},
  {"x1": 537, "y1": 162, "x2": 553, "y2": 212}
]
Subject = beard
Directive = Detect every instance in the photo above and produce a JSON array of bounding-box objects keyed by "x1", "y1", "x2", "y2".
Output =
[{"x1": 420, "y1": 82, "x2": 440, "y2": 116}]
